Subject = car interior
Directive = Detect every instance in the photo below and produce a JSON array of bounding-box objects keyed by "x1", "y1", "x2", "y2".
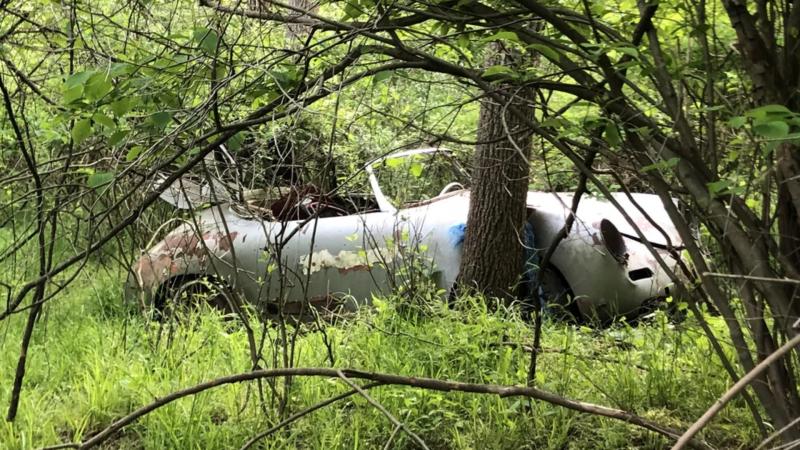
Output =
[{"x1": 228, "y1": 148, "x2": 469, "y2": 222}]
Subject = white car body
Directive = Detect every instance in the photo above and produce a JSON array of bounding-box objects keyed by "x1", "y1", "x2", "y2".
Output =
[{"x1": 126, "y1": 149, "x2": 685, "y2": 322}]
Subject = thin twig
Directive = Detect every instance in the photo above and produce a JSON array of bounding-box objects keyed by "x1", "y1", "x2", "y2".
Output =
[
  {"x1": 672, "y1": 333, "x2": 800, "y2": 449},
  {"x1": 527, "y1": 142, "x2": 598, "y2": 385},
  {"x1": 701, "y1": 272, "x2": 800, "y2": 285},
  {"x1": 755, "y1": 415, "x2": 800, "y2": 450},
  {"x1": 383, "y1": 422, "x2": 404, "y2": 450},
  {"x1": 239, "y1": 382, "x2": 383, "y2": 450},
  {"x1": 336, "y1": 370, "x2": 430, "y2": 450}
]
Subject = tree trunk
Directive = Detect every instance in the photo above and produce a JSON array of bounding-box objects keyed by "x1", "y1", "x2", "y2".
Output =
[
  {"x1": 248, "y1": 0, "x2": 269, "y2": 12},
  {"x1": 457, "y1": 72, "x2": 534, "y2": 300},
  {"x1": 777, "y1": 143, "x2": 800, "y2": 312},
  {"x1": 285, "y1": 0, "x2": 315, "y2": 47},
  {"x1": 778, "y1": 196, "x2": 800, "y2": 279}
]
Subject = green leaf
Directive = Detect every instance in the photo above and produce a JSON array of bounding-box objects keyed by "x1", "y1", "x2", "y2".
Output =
[
  {"x1": 615, "y1": 46, "x2": 639, "y2": 57},
  {"x1": 63, "y1": 85, "x2": 84, "y2": 105},
  {"x1": 707, "y1": 180, "x2": 732, "y2": 197},
  {"x1": 727, "y1": 116, "x2": 747, "y2": 128},
  {"x1": 71, "y1": 119, "x2": 92, "y2": 144},
  {"x1": 109, "y1": 129, "x2": 128, "y2": 147},
  {"x1": 604, "y1": 122, "x2": 621, "y2": 146},
  {"x1": 409, "y1": 162, "x2": 423, "y2": 178},
  {"x1": 456, "y1": 34, "x2": 471, "y2": 51},
  {"x1": 125, "y1": 145, "x2": 143, "y2": 161},
  {"x1": 63, "y1": 71, "x2": 95, "y2": 90},
  {"x1": 62, "y1": 71, "x2": 97, "y2": 105},
  {"x1": 527, "y1": 44, "x2": 560, "y2": 62},
  {"x1": 279, "y1": 67, "x2": 301, "y2": 87},
  {"x1": 87, "y1": 171, "x2": 114, "y2": 189},
  {"x1": 641, "y1": 157, "x2": 680, "y2": 173},
  {"x1": 745, "y1": 104, "x2": 792, "y2": 119},
  {"x1": 753, "y1": 120, "x2": 789, "y2": 139},
  {"x1": 110, "y1": 97, "x2": 134, "y2": 117},
  {"x1": 372, "y1": 70, "x2": 393, "y2": 85},
  {"x1": 385, "y1": 157, "x2": 404, "y2": 168},
  {"x1": 343, "y1": 2, "x2": 363, "y2": 18},
  {"x1": 92, "y1": 112, "x2": 115, "y2": 130},
  {"x1": 108, "y1": 62, "x2": 134, "y2": 77},
  {"x1": 483, "y1": 65, "x2": 516, "y2": 79},
  {"x1": 227, "y1": 132, "x2": 246, "y2": 152},
  {"x1": 480, "y1": 31, "x2": 520, "y2": 44},
  {"x1": 193, "y1": 27, "x2": 220, "y2": 55},
  {"x1": 84, "y1": 73, "x2": 113, "y2": 101},
  {"x1": 701, "y1": 105, "x2": 727, "y2": 112},
  {"x1": 150, "y1": 111, "x2": 171, "y2": 130},
  {"x1": 763, "y1": 140, "x2": 780, "y2": 155},
  {"x1": 541, "y1": 117, "x2": 570, "y2": 129}
]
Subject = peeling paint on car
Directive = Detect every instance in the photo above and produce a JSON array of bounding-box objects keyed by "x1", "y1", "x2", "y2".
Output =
[
  {"x1": 298, "y1": 248, "x2": 394, "y2": 275},
  {"x1": 127, "y1": 228, "x2": 241, "y2": 306}
]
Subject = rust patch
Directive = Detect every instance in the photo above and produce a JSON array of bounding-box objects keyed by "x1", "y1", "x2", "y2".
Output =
[
  {"x1": 134, "y1": 253, "x2": 175, "y2": 290},
  {"x1": 215, "y1": 231, "x2": 238, "y2": 252},
  {"x1": 156, "y1": 231, "x2": 205, "y2": 258},
  {"x1": 156, "y1": 230, "x2": 238, "y2": 256},
  {"x1": 133, "y1": 229, "x2": 240, "y2": 290},
  {"x1": 337, "y1": 264, "x2": 370, "y2": 275}
]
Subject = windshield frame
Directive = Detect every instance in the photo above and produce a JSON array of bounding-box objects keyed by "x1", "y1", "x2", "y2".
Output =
[{"x1": 364, "y1": 147, "x2": 467, "y2": 213}]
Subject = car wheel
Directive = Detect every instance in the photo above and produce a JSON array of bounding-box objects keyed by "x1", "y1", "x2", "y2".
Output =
[
  {"x1": 153, "y1": 275, "x2": 234, "y2": 320},
  {"x1": 538, "y1": 265, "x2": 582, "y2": 323}
]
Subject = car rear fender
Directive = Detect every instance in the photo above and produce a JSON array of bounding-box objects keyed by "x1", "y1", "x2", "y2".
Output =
[{"x1": 125, "y1": 224, "x2": 239, "y2": 309}]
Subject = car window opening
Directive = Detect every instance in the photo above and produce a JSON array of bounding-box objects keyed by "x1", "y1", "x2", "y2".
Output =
[{"x1": 232, "y1": 186, "x2": 381, "y2": 221}]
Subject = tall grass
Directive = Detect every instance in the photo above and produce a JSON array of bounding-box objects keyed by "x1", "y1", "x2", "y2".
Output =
[{"x1": 0, "y1": 232, "x2": 759, "y2": 449}]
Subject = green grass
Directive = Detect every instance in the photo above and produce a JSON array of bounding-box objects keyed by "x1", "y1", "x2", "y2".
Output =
[{"x1": 0, "y1": 262, "x2": 760, "y2": 449}]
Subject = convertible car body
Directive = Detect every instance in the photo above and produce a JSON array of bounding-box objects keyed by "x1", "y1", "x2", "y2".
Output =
[{"x1": 126, "y1": 148, "x2": 685, "y2": 322}]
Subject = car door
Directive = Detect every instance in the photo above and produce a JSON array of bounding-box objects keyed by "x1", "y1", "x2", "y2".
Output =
[{"x1": 247, "y1": 210, "x2": 401, "y2": 313}]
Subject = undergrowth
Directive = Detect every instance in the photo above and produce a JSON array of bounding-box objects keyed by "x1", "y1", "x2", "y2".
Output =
[{"x1": 0, "y1": 264, "x2": 759, "y2": 449}]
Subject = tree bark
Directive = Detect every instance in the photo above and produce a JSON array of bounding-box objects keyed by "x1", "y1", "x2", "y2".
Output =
[
  {"x1": 777, "y1": 145, "x2": 800, "y2": 280},
  {"x1": 285, "y1": 0, "x2": 316, "y2": 47},
  {"x1": 457, "y1": 55, "x2": 534, "y2": 300}
]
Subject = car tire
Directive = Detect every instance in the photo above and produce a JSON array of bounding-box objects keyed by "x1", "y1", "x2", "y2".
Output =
[
  {"x1": 539, "y1": 265, "x2": 582, "y2": 323},
  {"x1": 153, "y1": 275, "x2": 234, "y2": 320}
]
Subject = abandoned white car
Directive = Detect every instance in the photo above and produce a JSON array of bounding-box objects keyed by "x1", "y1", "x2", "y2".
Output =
[{"x1": 125, "y1": 148, "x2": 686, "y2": 322}]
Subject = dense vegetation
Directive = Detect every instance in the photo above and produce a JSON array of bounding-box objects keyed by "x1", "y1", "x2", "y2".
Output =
[
  {"x1": 1, "y1": 0, "x2": 800, "y2": 448},
  {"x1": 0, "y1": 254, "x2": 757, "y2": 448}
]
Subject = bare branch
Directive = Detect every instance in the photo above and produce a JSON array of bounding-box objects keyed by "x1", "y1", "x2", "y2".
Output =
[{"x1": 673, "y1": 333, "x2": 800, "y2": 449}]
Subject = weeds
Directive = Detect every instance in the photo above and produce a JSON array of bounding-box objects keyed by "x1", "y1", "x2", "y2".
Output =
[{"x1": 0, "y1": 266, "x2": 758, "y2": 449}]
